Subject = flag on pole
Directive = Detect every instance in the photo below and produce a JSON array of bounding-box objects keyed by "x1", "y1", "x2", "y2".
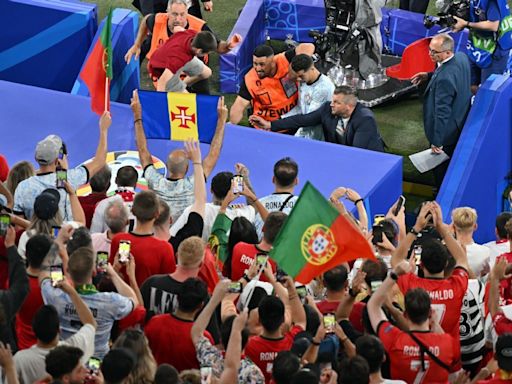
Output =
[
  {"x1": 270, "y1": 182, "x2": 376, "y2": 284},
  {"x1": 138, "y1": 90, "x2": 219, "y2": 143},
  {"x1": 79, "y1": 9, "x2": 113, "y2": 115}
]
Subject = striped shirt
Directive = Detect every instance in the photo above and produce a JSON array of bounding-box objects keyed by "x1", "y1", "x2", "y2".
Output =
[{"x1": 460, "y1": 279, "x2": 486, "y2": 366}]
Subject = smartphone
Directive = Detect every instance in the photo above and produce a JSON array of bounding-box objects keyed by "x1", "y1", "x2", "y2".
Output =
[
  {"x1": 232, "y1": 175, "x2": 244, "y2": 194},
  {"x1": 373, "y1": 214, "x2": 385, "y2": 225},
  {"x1": 52, "y1": 226, "x2": 60, "y2": 239},
  {"x1": 370, "y1": 280, "x2": 383, "y2": 291},
  {"x1": 393, "y1": 195, "x2": 406, "y2": 216},
  {"x1": 56, "y1": 169, "x2": 67, "y2": 189},
  {"x1": 228, "y1": 281, "x2": 242, "y2": 293},
  {"x1": 413, "y1": 245, "x2": 422, "y2": 265},
  {"x1": 296, "y1": 285, "x2": 307, "y2": 298},
  {"x1": 372, "y1": 224, "x2": 384, "y2": 245},
  {"x1": 58, "y1": 146, "x2": 65, "y2": 160},
  {"x1": 256, "y1": 254, "x2": 268, "y2": 266},
  {"x1": 119, "y1": 240, "x2": 131, "y2": 264},
  {"x1": 97, "y1": 251, "x2": 108, "y2": 272},
  {"x1": 50, "y1": 265, "x2": 64, "y2": 287},
  {"x1": 86, "y1": 357, "x2": 101, "y2": 375},
  {"x1": 200, "y1": 366, "x2": 212, "y2": 384},
  {"x1": 323, "y1": 314, "x2": 336, "y2": 333},
  {"x1": 0, "y1": 214, "x2": 10, "y2": 237}
]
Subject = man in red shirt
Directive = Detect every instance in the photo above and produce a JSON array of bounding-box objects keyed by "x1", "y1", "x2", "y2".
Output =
[
  {"x1": 78, "y1": 165, "x2": 110, "y2": 229},
  {"x1": 245, "y1": 277, "x2": 307, "y2": 383},
  {"x1": 368, "y1": 260, "x2": 457, "y2": 383},
  {"x1": 145, "y1": 277, "x2": 212, "y2": 370},
  {"x1": 15, "y1": 234, "x2": 52, "y2": 350},
  {"x1": 391, "y1": 201, "x2": 468, "y2": 369},
  {"x1": 316, "y1": 265, "x2": 348, "y2": 315},
  {"x1": 148, "y1": 29, "x2": 217, "y2": 92},
  {"x1": 230, "y1": 211, "x2": 286, "y2": 281},
  {"x1": 110, "y1": 190, "x2": 176, "y2": 286}
]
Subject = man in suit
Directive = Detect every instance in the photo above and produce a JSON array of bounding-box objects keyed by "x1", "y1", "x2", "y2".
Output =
[
  {"x1": 249, "y1": 86, "x2": 385, "y2": 152},
  {"x1": 411, "y1": 33, "x2": 472, "y2": 187}
]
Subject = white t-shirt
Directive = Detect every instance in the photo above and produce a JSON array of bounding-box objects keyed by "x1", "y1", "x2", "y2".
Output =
[
  {"x1": 13, "y1": 323, "x2": 95, "y2": 384},
  {"x1": 466, "y1": 243, "x2": 490, "y2": 277},
  {"x1": 484, "y1": 240, "x2": 510, "y2": 269},
  {"x1": 170, "y1": 202, "x2": 256, "y2": 242},
  {"x1": 254, "y1": 193, "x2": 298, "y2": 239}
]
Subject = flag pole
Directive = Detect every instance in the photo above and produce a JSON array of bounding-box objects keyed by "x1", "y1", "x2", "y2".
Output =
[{"x1": 104, "y1": 77, "x2": 109, "y2": 112}]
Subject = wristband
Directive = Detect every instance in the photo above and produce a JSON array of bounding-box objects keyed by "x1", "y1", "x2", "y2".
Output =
[
  {"x1": 311, "y1": 339, "x2": 321, "y2": 346},
  {"x1": 466, "y1": 21, "x2": 470, "y2": 28},
  {"x1": 193, "y1": 162, "x2": 202, "y2": 166},
  {"x1": 134, "y1": 118, "x2": 142, "y2": 124},
  {"x1": 348, "y1": 288, "x2": 358, "y2": 298},
  {"x1": 242, "y1": 273, "x2": 251, "y2": 283},
  {"x1": 389, "y1": 271, "x2": 399, "y2": 281},
  {"x1": 354, "y1": 198, "x2": 364, "y2": 206},
  {"x1": 409, "y1": 227, "x2": 420, "y2": 236}
]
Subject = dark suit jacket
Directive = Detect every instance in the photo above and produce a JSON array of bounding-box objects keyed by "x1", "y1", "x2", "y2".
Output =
[
  {"x1": 423, "y1": 52, "x2": 472, "y2": 147},
  {"x1": 271, "y1": 102, "x2": 385, "y2": 152}
]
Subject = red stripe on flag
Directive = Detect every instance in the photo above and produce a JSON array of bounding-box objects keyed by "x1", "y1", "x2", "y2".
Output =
[
  {"x1": 80, "y1": 42, "x2": 109, "y2": 115},
  {"x1": 294, "y1": 214, "x2": 375, "y2": 284}
]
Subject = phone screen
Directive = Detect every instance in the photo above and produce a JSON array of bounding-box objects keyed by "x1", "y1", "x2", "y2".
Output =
[
  {"x1": 56, "y1": 169, "x2": 67, "y2": 188},
  {"x1": 370, "y1": 280, "x2": 383, "y2": 291},
  {"x1": 393, "y1": 195, "x2": 406, "y2": 216},
  {"x1": 256, "y1": 254, "x2": 268, "y2": 266},
  {"x1": 228, "y1": 281, "x2": 242, "y2": 293},
  {"x1": 119, "y1": 241, "x2": 131, "y2": 263},
  {"x1": 323, "y1": 314, "x2": 336, "y2": 333},
  {"x1": 232, "y1": 175, "x2": 244, "y2": 194},
  {"x1": 296, "y1": 286, "x2": 307, "y2": 298},
  {"x1": 373, "y1": 214, "x2": 385, "y2": 225},
  {"x1": 200, "y1": 367, "x2": 212, "y2": 384},
  {"x1": 52, "y1": 226, "x2": 60, "y2": 239},
  {"x1": 86, "y1": 357, "x2": 101, "y2": 374},
  {"x1": 50, "y1": 265, "x2": 64, "y2": 287},
  {"x1": 97, "y1": 252, "x2": 108, "y2": 272},
  {"x1": 0, "y1": 214, "x2": 10, "y2": 236}
]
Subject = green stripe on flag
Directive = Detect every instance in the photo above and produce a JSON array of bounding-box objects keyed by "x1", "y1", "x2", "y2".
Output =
[
  {"x1": 101, "y1": 9, "x2": 113, "y2": 79},
  {"x1": 270, "y1": 182, "x2": 339, "y2": 278}
]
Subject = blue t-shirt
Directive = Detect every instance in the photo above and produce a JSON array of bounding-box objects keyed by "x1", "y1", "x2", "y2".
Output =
[{"x1": 41, "y1": 279, "x2": 133, "y2": 358}]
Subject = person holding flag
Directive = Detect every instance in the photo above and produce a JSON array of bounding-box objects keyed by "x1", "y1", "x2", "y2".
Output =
[{"x1": 79, "y1": 9, "x2": 114, "y2": 115}]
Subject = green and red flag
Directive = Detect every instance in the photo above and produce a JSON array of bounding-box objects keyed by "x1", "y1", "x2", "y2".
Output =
[
  {"x1": 270, "y1": 182, "x2": 375, "y2": 284},
  {"x1": 79, "y1": 9, "x2": 113, "y2": 115}
]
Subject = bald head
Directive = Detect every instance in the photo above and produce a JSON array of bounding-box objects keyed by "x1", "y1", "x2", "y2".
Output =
[{"x1": 167, "y1": 150, "x2": 189, "y2": 176}]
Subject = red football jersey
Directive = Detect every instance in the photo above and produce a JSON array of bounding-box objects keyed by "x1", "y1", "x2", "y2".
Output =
[
  {"x1": 316, "y1": 300, "x2": 340, "y2": 315},
  {"x1": 145, "y1": 313, "x2": 213, "y2": 371},
  {"x1": 397, "y1": 267, "x2": 468, "y2": 366},
  {"x1": 230, "y1": 242, "x2": 276, "y2": 282},
  {"x1": 378, "y1": 321, "x2": 456, "y2": 384},
  {"x1": 110, "y1": 232, "x2": 176, "y2": 286},
  {"x1": 245, "y1": 325, "x2": 303, "y2": 383}
]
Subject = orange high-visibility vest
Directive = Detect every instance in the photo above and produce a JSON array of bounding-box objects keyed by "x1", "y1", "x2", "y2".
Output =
[{"x1": 244, "y1": 53, "x2": 298, "y2": 122}]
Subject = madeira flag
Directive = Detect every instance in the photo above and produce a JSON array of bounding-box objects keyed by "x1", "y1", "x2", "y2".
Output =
[
  {"x1": 138, "y1": 90, "x2": 219, "y2": 143},
  {"x1": 270, "y1": 182, "x2": 375, "y2": 284}
]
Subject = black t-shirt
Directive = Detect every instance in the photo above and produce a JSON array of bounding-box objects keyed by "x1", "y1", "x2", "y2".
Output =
[
  {"x1": 238, "y1": 48, "x2": 297, "y2": 101},
  {"x1": 169, "y1": 211, "x2": 204, "y2": 253},
  {"x1": 140, "y1": 274, "x2": 220, "y2": 343}
]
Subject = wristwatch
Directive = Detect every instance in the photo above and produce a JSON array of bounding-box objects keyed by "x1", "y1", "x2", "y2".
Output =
[
  {"x1": 409, "y1": 227, "x2": 421, "y2": 236},
  {"x1": 389, "y1": 271, "x2": 399, "y2": 281}
]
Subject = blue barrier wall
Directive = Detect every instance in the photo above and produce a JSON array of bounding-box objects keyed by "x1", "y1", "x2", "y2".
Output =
[
  {"x1": 0, "y1": 80, "x2": 402, "y2": 218},
  {"x1": 0, "y1": 0, "x2": 97, "y2": 92},
  {"x1": 438, "y1": 74, "x2": 512, "y2": 243},
  {"x1": 72, "y1": 8, "x2": 140, "y2": 105}
]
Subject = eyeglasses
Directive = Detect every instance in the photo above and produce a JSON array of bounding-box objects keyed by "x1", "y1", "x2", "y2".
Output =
[{"x1": 428, "y1": 48, "x2": 448, "y2": 55}]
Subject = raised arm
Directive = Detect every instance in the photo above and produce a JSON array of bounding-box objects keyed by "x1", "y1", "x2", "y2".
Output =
[
  {"x1": 124, "y1": 14, "x2": 151, "y2": 64},
  {"x1": 229, "y1": 96, "x2": 251, "y2": 125},
  {"x1": 3, "y1": 227, "x2": 29, "y2": 317},
  {"x1": 202, "y1": 97, "x2": 227, "y2": 178},
  {"x1": 84, "y1": 111, "x2": 111, "y2": 177},
  {"x1": 105, "y1": 263, "x2": 139, "y2": 306},
  {"x1": 0, "y1": 342, "x2": 19, "y2": 384},
  {"x1": 345, "y1": 188, "x2": 368, "y2": 232},
  {"x1": 185, "y1": 140, "x2": 206, "y2": 218},
  {"x1": 282, "y1": 276, "x2": 307, "y2": 330},
  {"x1": 131, "y1": 89, "x2": 153, "y2": 169},
  {"x1": 64, "y1": 182, "x2": 86, "y2": 225},
  {"x1": 191, "y1": 280, "x2": 230, "y2": 344},
  {"x1": 220, "y1": 309, "x2": 248, "y2": 383},
  {"x1": 216, "y1": 33, "x2": 242, "y2": 54},
  {"x1": 335, "y1": 269, "x2": 366, "y2": 321}
]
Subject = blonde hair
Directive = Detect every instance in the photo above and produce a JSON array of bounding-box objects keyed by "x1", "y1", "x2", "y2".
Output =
[
  {"x1": 452, "y1": 207, "x2": 477, "y2": 232},
  {"x1": 113, "y1": 329, "x2": 156, "y2": 384},
  {"x1": 177, "y1": 236, "x2": 205, "y2": 268},
  {"x1": 6, "y1": 161, "x2": 35, "y2": 195}
]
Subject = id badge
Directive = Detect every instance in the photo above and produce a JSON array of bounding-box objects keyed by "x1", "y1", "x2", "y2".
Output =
[{"x1": 280, "y1": 76, "x2": 298, "y2": 98}]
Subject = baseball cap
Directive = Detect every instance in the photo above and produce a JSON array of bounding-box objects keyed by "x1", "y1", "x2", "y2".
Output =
[
  {"x1": 0, "y1": 155, "x2": 9, "y2": 182},
  {"x1": 35, "y1": 135, "x2": 62, "y2": 165},
  {"x1": 34, "y1": 189, "x2": 60, "y2": 220},
  {"x1": 496, "y1": 333, "x2": 512, "y2": 371}
]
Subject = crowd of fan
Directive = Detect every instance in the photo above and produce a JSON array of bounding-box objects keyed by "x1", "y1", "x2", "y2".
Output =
[{"x1": 1, "y1": 101, "x2": 512, "y2": 384}]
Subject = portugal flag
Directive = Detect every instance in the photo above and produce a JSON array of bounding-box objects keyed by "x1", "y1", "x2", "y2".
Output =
[
  {"x1": 79, "y1": 9, "x2": 113, "y2": 115},
  {"x1": 270, "y1": 182, "x2": 375, "y2": 284}
]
